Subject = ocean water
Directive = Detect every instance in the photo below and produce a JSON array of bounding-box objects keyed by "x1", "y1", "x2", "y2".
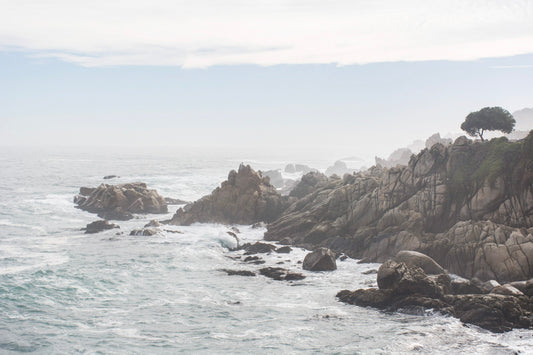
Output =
[{"x1": 0, "y1": 146, "x2": 531, "y2": 354}]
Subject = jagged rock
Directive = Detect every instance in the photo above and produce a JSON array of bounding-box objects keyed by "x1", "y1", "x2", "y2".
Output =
[
  {"x1": 393, "y1": 250, "x2": 445, "y2": 275},
  {"x1": 289, "y1": 172, "x2": 328, "y2": 199},
  {"x1": 168, "y1": 164, "x2": 287, "y2": 225},
  {"x1": 266, "y1": 133, "x2": 533, "y2": 282},
  {"x1": 302, "y1": 248, "x2": 337, "y2": 271},
  {"x1": 84, "y1": 220, "x2": 119, "y2": 234},
  {"x1": 75, "y1": 182, "x2": 167, "y2": 220},
  {"x1": 241, "y1": 242, "x2": 276, "y2": 255},
  {"x1": 130, "y1": 228, "x2": 159, "y2": 236},
  {"x1": 220, "y1": 269, "x2": 256, "y2": 277},
  {"x1": 164, "y1": 197, "x2": 189, "y2": 205}
]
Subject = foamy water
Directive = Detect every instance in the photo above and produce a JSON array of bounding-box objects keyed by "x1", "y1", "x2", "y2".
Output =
[{"x1": 0, "y1": 147, "x2": 531, "y2": 354}]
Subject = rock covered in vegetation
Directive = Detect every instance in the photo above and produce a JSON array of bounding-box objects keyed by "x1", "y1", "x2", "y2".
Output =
[
  {"x1": 75, "y1": 182, "x2": 167, "y2": 220},
  {"x1": 266, "y1": 133, "x2": 533, "y2": 282},
  {"x1": 84, "y1": 220, "x2": 119, "y2": 234},
  {"x1": 168, "y1": 164, "x2": 287, "y2": 225},
  {"x1": 302, "y1": 247, "x2": 337, "y2": 271},
  {"x1": 337, "y1": 258, "x2": 533, "y2": 333}
]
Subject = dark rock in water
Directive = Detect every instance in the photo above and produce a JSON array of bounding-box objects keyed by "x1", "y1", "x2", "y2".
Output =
[
  {"x1": 229, "y1": 226, "x2": 240, "y2": 234},
  {"x1": 241, "y1": 242, "x2": 276, "y2": 255},
  {"x1": 275, "y1": 246, "x2": 292, "y2": 254},
  {"x1": 168, "y1": 164, "x2": 287, "y2": 226},
  {"x1": 220, "y1": 269, "x2": 256, "y2": 277},
  {"x1": 103, "y1": 175, "x2": 118, "y2": 180},
  {"x1": 337, "y1": 260, "x2": 533, "y2": 333},
  {"x1": 339, "y1": 255, "x2": 348, "y2": 261},
  {"x1": 164, "y1": 197, "x2": 190, "y2": 205},
  {"x1": 302, "y1": 248, "x2": 337, "y2": 271},
  {"x1": 130, "y1": 228, "x2": 159, "y2": 236},
  {"x1": 75, "y1": 182, "x2": 167, "y2": 221},
  {"x1": 259, "y1": 267, "x2": 305, "y2": 281},
  {"x1": 244, "y1": 256, "x2": 260, "y2": 262},
  {"x1": 393, "y1": 250, "x2": 445, "y2": 275},
  {"x1": 84, "y1": 220, "x2": 119, "y2": 234}
]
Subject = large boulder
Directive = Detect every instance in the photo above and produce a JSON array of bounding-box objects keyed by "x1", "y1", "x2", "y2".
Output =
[
  {"x1": 168, "y1": 164, "x2": 287, "y2": 225},
  {"x1": 75, "y1": 182, "x2": 167, "y2": 220},
  {"x1": 302, "y1": 247, "x2": 337, "y2": 271},
  {"x1": 393, "y1": 250, "x2": 445, "y2": 275}
]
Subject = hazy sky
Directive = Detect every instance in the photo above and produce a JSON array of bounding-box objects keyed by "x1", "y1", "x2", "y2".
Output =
[{"x1": 1, "y1": 0, "x2": 533, "y2": 159}]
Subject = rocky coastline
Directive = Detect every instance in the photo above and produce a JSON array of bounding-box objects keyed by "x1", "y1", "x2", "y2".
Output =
[{"x1": 160, "y1": 132, "x2": 533, "y2": 332}]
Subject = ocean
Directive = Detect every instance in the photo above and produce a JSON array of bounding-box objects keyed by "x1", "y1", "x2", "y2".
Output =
[{"x1": 0, "y1": 146, "x2": 531, "y2": 354}]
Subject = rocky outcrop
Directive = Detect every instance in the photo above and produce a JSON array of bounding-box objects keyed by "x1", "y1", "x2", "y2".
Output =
[
  {"x1": 337, "y1": 260, "x2": 533, "y2": 333},
  {"x1": 84, "y1": 220, "x2": 119, "y2": 234},
  {"x1": 168, "y1": 164, "x2": 287, "y2": 225},
  {"x1": 266, "y1": 133, "x2": 533, "y2": 282},
  {"x1": 302, "y1": 248, "x2": 337, "y2": 271},
  {"x1": 375, "y1": 148, "x2": 413, "y2": 168},
  {"x1": 75, "y1": 182, "x2": 167, "y2": 220}
]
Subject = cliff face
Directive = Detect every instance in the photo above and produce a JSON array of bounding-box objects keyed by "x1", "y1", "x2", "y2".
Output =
[{"x1": 265, "y1": 133, "x2": 533, "y2": 282}]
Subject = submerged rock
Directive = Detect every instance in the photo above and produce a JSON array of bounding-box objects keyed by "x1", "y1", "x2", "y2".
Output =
[
  {"x1": 168, "y1": 164, "x2": 287, "y2": 225},
  {"x1": 302, "y1": 248, "x2": 337, "y2": 271},
  {"x1": 241, "y1": 242, "x2": 276, "y2": 255},
  {"x1": 84, "y1": 220, "x2": 119, "y2": 234},
  {"x1": 75, "y1": 182, "x2": 167, "y2": 221}
]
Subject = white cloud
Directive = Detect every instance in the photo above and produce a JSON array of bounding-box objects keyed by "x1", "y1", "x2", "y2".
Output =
[{"x1": 0, "y1": 0, "x2": 532, "y2": 67}]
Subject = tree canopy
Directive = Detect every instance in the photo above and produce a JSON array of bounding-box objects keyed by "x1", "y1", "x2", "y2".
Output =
[{"x1": 460, "y1": 107, "x2": 515, "y2": 141}]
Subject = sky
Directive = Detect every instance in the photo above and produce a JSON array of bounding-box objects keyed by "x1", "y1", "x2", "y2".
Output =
[{"x1": 1, "y1": 0, "x2": 533, "y2": 160}]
